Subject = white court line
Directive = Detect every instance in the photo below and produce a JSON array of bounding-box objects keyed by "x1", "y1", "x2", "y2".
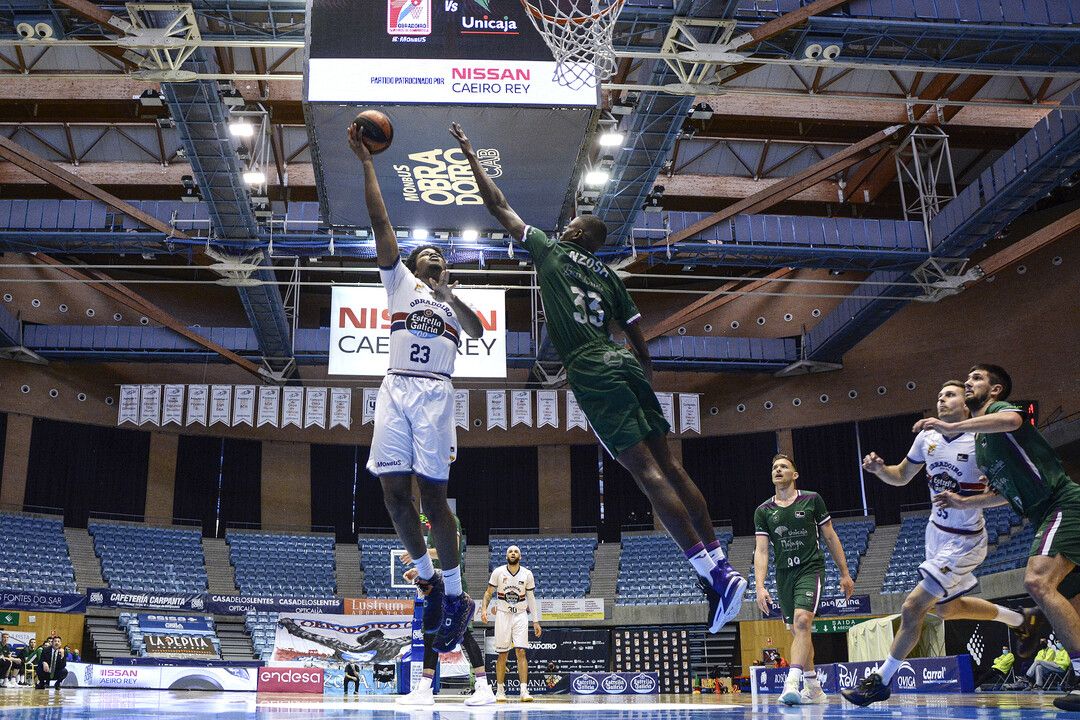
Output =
[{"x1": 256, "y1": 698, "x2": 743, "y2": 711}]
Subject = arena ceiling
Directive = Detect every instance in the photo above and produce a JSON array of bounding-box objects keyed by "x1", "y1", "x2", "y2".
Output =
[{"x1": 0, "y1": 0, "x2": 1077, "y2": 383}]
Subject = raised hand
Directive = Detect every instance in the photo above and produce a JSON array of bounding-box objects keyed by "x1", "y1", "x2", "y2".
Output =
[
  {"x1": 425, "y1": 269, "x2": 459, "y2": 303},
  {"x1": 862, "y1": 451, "x2": 886, "y2": 475},
  {"x1": 449, "y1": 122, "x2": 472, "y2": 153},
  {"x1": 347, "y1": 123, "x2": 371, "y2": 162}
]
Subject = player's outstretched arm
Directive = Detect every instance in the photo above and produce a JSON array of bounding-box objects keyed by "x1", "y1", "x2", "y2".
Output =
[
  {"x1": 450, "y1": 123, "x2": 526, "y2": 240},
  {"x1": 820, "y1": 520, "x2": 855, "y2": 598},
  {"x1": 863, "y1": 452, "x2": 920, "y2": 486},
  {"x1": 348, "y1": 124, "x2": 398, "y2": 267},
  {"x1": 933, "y1": 489, "x2": 1009, "y2": 511},
  {"x1": 913, "y1": 411, "x2": 1022, "y2": 435}
]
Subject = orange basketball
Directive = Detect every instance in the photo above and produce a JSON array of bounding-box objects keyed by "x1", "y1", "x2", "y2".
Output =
[{"x1": 352, "y1": 109, "x2": 394, "y2": 154}]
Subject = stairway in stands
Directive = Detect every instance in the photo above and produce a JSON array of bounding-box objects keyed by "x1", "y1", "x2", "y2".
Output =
[{"x1": 64, "y1": 527, "x2": 103, "y2": 592}]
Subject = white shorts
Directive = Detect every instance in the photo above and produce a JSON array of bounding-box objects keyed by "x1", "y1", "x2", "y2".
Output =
[
  {"x1": 365, "y1": 373, "x2": 457, "y2": 482},
  {"x1": 494, "y1": 610, "x2": 529, "y2": 653},
  {"x1": 919, "y1": 521, "x2": 987, "y2": 603}
]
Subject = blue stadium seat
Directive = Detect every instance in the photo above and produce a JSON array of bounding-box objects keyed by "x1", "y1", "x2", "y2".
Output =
[
  {"x1": 0, "y1": 512, "x2": 78, "y2": 592},
  {"x1": 228, "y1": 531, "x2": 336, "y2": 597},
  {"x1": 89, "y1": 522, "x2": 207, "y2": 593}
]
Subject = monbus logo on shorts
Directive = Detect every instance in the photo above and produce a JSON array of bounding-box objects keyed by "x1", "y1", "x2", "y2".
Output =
[{"x1": 395, "y1": 148, "x2": 501, "y2": 206}]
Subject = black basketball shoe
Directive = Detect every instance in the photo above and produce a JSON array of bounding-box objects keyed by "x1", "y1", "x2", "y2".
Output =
[{"x1": 842, "y1": 673, "x2": 891, "y2": 707}]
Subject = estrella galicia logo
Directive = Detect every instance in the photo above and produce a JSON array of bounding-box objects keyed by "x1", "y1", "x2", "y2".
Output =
[
  {"x1": 572, "y1": 674, "x2": 599, "y2": 694},
  {"x1": 630, "y1": 673, "x2": 657, "y2": 693},
  {"x1": 601, "y1": 674, "x2": 627, "y2": 693},
  {"x1": 406, "y1": 308, "x2": 445, "y2": 339}
]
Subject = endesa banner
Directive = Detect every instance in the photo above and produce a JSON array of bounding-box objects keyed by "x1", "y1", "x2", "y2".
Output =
[
  {"x1": 570, "y1": 672, "x2": 660, "y2": 696},
  {"x1": 765, "y1": 594, "x2": 871, "y2": 620},
  {"x1": 205, "y1": 595, "x2": 344, "y2": 615},
  {"x1": 751, "y1": 655, "x2": 974, "y2": 695},
  {"x1": 329, "y1": 286, "x2": 506, "y2": 378},
  {"x1": 137, "y1": 614, "x2": 215, "y2": 635},
  {"x1": 86, "y1": 588, "x2": 206, "y2": 613},
  {"x1": 0, "y1": 589, "x2": 86, "y2": 613},
  {"x1": 257, "y1": 666, "x2": 325, "y2": 693}
]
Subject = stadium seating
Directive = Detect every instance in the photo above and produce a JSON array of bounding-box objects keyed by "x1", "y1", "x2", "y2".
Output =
[
  {"x1": 743, "y1": 518, "x2": 874, "y2": 601},
  {"x1": 90, "y1": 522, "x2": 208, "y2": 593},
  {"x1": 616, "y1": 532, "x2": 732, "y2": 606},
  {"x1": 977, "y1": 522, "x2": 1035, "y2": 577},
  {"x1": 0, "y1": 512, "x2": 77, "y2": 593},
  {"x1": 358, "y1": 535, "x2": 416, "y2": 599},
  {"x1": 245, "y1": 611, "x2": 279, "y2": 660},
  {"x1": 489, "y1": 536, "x2": 597, "y2": 598},
  {"x1": 227, "y1": 531, "x2": 336, "y2": 597},
  {"x1": 118, "y1": 612, "x2": 220, "y2": 658}
]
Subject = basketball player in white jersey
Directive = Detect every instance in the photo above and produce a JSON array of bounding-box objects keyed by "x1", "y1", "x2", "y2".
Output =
[
  {"x1": 481, "y1": 546, "x2": 541, "y2": 702},
  {"x1": 349, "y1": 124, "x2": 482, "y2": 653},
  {"x1": 843, "y1": 379, "x2": 1031, "y2": 706}
]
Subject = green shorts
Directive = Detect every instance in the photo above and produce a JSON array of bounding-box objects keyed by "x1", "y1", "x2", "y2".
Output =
[
  {"x1": 565, "y1": 343, "x2": 670, "y2": 457},
  {"x1": 776, "y1": 565, "x2": 824, "y2": 625},
  {"x1": 1029, "y1": 492, "x2": 1080, "y2": 567}
]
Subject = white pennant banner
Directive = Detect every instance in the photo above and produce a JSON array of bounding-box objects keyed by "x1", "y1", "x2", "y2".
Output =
[
  {"x1": 656, "y1": 392, "x2": 675, "y2": 433},
  {"x1": 162, "y1": 384, "x2": 184, "y2": 426},
  {"x1": 330, "y1": 388, "x2": 352, "y2": 429},
  {"x1": 566, "y1": 391, "x2": 588, "y2": 431},
  {"x1": 454, "y1": 389, "x2": 470, "y2": 430},
  {"x1": 486, "y1": 390, "x2": 507, "y2": 430},
  {"x1": 510, "y1": 390, "x2": 532, "y2": 427},
  {"x1": 305, "y1": 387, "x2": 328, "y2": 429},
  {"x1": 118, "y1": 385, "x2": 139, "y2": 426},
  {"x1": 186, "y1": 384, "x2": 208, "y2": 426},
  {"x1": 138, "y1": 385, "x2": 161, "y2": 426},
  {"x1": 282, "y1": 387, "x2": 303, "y2": 428},
  {"x1": 232, "y1": 385, "x2": 256, "y2": 427},
  {"x1": 210, "y1": 385, "x2": 232, "y2": 426},
  {"x1": 362, "y1": 387, "x2": 379, "y2": 425},
  {"x1": 537, "y1": 390, "x2": 558, "y2": 429},
  {"x1": 679, "y1": 393, "x2": 701, "y2": 434},
  {"x1": 257, "y1": 386, "x2": 280, "y2": 428}
]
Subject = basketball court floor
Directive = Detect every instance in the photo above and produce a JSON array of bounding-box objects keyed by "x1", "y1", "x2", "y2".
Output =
[{"x1": 0, "y1": 690, "x2": 1069, "y2": 719}]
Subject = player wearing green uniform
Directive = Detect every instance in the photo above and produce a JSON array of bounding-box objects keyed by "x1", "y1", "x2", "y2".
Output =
[
  {"x1": 908, "y1": 364, "x2": 1080, "y2": 712},
  {"x1": 451, "y1": 122, "x2": 746, "y2": 633},
  {"x1": 754, "y1": 454, "x2": 853, "y2": 705}
]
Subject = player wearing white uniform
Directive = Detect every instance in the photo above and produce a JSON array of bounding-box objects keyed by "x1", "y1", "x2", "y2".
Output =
[
  {"x1": 481, "y1": 546, "x2": 541, "y2": 702},
  {"x1": 349, "y1": 123, "x2": 481, "y2": 656},
  {"x1": 843, "y1": 380, "x2": 1031, "y2": 707}
]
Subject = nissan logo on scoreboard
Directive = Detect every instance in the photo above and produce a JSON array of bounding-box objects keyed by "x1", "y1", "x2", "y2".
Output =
[{"x1": 329, "y1": 286, "x2": 506, "y2": 378}]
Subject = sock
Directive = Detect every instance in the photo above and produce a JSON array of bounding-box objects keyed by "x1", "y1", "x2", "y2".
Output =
[
  {"x1": 994, "y1": 606, "x2": 1024, "y2": 628},
  {"x1": 804, "y1": 671, "x2": 820, "y2": 689},
  {"x1": 786, "y1": 666, "x2": 803, "y2": 685},
  {"x1": 878, "y1": 655, "x2": 902, "y2": 684},
  {"x1": 443, "y1": 566, "x2": 463, "y2": 597},
  {"x1": 414, "y1": 554, "x2": 435, "y2": 581},
  {"x1": 475, "y1": 670, "x2": 487, "y2": 680},
  {"x1": 706, "y1": 539, "x2": 727, "y2": 563},
  {"x1": 685, "y1": 542, "x2": 718, "y2": 580},
  {"x1": 417, "y1": 675, "x2": 433, "y2": 691}
]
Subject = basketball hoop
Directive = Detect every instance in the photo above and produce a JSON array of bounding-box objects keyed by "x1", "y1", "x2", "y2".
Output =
[{"x1": 519, "y1": 0, "x2": 626, "y2": 90}]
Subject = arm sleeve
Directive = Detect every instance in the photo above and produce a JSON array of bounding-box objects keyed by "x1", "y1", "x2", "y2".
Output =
[
  {"x1": 378, "y1": 255, "x2": 413, "y2": 297},
  {"x1": 613, "y1": 274, "x2": 642, "y2": 328},
  {"x1": 526, "y1": 589, "x2": 539, "y2": 620},
  {"x1": 906, "y1": 431, "x2": 926, "y2": 464},
  {"x1": 521, "y1": 226, "x2": 556, "y2": 263},
  {"x1": 754, "y1": 506, "x2": 769, "y2": 536},
  {"x1": 815, "y1": 493, "x2": 832, "y2": 526}
]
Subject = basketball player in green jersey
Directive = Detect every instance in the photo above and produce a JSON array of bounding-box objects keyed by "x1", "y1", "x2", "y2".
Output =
[
  {"x1": 870, "y1": 363, "x2": 1080, "y2": 712},
  {"x1": 754, "y1": 454, "x2": 854, "y2": 705},
  {"x1": 450, "y1": 122, "x2": 746, "y2": 633}
]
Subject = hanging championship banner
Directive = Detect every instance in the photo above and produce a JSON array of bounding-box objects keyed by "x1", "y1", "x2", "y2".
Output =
[
  {"x1": 486, "y1": 390, "x2": 507, "y2": 430},
  {"x1": 258, "y1": 386, "x2": 280, "y2": 428},
  {"x1": 454, "y1": 389, "x2": 470, "y2": 430},
  {"x1": 511, "y1": 390, "x2": 532, "y2": 427},
  {"x1": 282, "y1": 387, "x2": 303, "y2": 428},
  {"x1": 305, "y1": 387, "x2": 328, "y2": 429},
  {"x1": 566, "y1": 391, "x2": 588, "y2": 431},
  {"x1": 362, "y1": 388, "x2": 379, "y2": 425},
  {"x1": 656, "y1": 392, "x2": 675, "y2": 432},
  {"x1": 537, "y1": 390, "x2": 558, "y2": 429},
  {"x1": 118, "y1": 385, "x2": 139, "y2": 425},
  {"x1": 233, "y1": 385, "x2": 256, "y2": 427},
  {"x1": 328, "y1": 286, "x2": 506, "y2": 378},
  {"x1": 330, "y1": 388, "x2": 352, "y2": 429},
  {"x1": 162, "y1": 385, "x2": 184, "y2": 426},
  {"x1": 210, "y1": 385, "x2": 232, "y2": 426},
  {"x1": 186, "y1": 384, "x2": 208, "y2": 426},
  {"x1": 679, "y1": 393, "x2": 701, "y2": 434},
  {"x1": 139, "y1": 385, "x2": 161, "y2": 426}
]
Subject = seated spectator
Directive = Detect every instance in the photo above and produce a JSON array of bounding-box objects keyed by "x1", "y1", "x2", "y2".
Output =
[
  {"x1": 18, "y1": 638, "x2": 39, "y2": 686},
  {"x1": 0, "y1": 632, "x2": 23, "y2": 688},
  {"x1": 773, "y1": 654, "x2": 789, "y2": 669},
  {"x1": 1025, "y1": 639, "x2": 1068, "y2": 688},
  {"x1": 35, "y1": 636, "x2": 67, "y2": 690},
  {"x1": 978, "y1": 645, "x2": 1014, "y2": 686}
]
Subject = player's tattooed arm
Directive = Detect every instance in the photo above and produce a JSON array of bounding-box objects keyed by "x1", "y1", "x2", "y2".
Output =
[
  {"x1": 449, "y1": 123, "x2": 526, "y2": 240},
  {"x1": 348, "y1": 124, "x2": 398, "y2": 267}
]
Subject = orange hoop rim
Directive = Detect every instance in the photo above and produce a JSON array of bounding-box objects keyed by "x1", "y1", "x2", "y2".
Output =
[{"x1": 519, "y1": 0, "x2": 626, "y2": 26}]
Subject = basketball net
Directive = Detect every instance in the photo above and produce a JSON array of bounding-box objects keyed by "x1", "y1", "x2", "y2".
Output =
[{"x1": 520, "y1": 0, "x2": 626, "y2": 90}]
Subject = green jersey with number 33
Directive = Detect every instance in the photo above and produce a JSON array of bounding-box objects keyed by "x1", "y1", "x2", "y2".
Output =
[
  {"x1": 754, "y1": 492, "x2": 830, "y2": 574},
  {"x1": 522, "y1": 226, "x2": 641, "y2": 360}
]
